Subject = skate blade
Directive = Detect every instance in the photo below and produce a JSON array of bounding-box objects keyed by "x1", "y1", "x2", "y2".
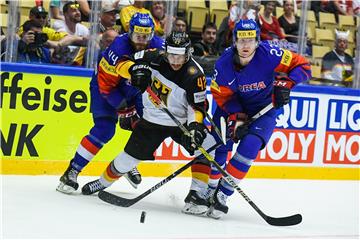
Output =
[
  {"x1": 181, "y1": 203, "x2": 209, "y2": 216},
  {"x1": 56, "y1": 182, "x2": 76, "y2": 194},
  {"x1": 206, "y1": 207, "x2": 224, "y2": 219},
  {"x1": 124, "y1": 174, "x2": 139, "y2": 189}
]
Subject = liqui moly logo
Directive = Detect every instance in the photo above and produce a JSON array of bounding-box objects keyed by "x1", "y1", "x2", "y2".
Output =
[
  {"x1": 257, "y1": 97, "x2": 318, "y2": 163},
  {"x1": 324, "y1": 100, "x2": 360, "y2": 164}
]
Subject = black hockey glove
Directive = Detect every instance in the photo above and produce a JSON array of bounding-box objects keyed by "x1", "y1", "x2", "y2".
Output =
[
  {"x1": 272, "y1": 76, "x2": 294, "y2": 109},
  {"x1": 129, "y1": 62, "x2": 152, "y2": 93},
  {"x1": 181, "y1": 122, "x2": 208, "y2": 155},
  {"x1": 227, "y1": 112, "x2": 248, "y2": 143},
  {"x1": 118, "y1": 105, "x2": 140, "y2": 131}
]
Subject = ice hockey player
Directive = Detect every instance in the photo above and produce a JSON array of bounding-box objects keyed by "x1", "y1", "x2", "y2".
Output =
[
  {"x1": 205, "y1": 19, "x2": 311, "y2": 219},
  {"x1": 56, "y1": 13, "x2": 164, "y2": 194},
  {"x1": 82, "y1": 31, "x2": 218, "y2": 215}
]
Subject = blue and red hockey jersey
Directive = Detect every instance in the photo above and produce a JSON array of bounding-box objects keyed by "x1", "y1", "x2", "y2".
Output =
[{"x1": 210, "y1": 41, "x2": 311, "y2": 116}]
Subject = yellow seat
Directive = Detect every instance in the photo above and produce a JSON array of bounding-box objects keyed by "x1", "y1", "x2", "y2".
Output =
[
  {"x1": 185, "y1": 0, "x2": 209, "y2": 33},
  {"x1": 298, "y1": 9, "x2": 317, "y2": 30},
  {"x1": 345, "y1": 48, "x2": 353, "y2": 57},
  {"x1": 0, "y1": 2, "x2": 8, "y2": 14},
  {"x1": 338, "y1": 15, "x2": 355, "y2": 31},
  {"x1": 177, "y1": 1, "x2": 186, "y2": 16},
  {"x1": 312, "y1": 45, "x2": 330, "y2": 60},
  {"x1": 307, "y1": 25, "x2": 315, "y2": 43},
  {"x1": 209, "y1": 0, "x2": 228, "y2": 27},
  {"x1": 311, "y1": 64, "x2": 322, "y2": 79},
  {"x1": 276, "y1": 6, "x2": 283, "y2": 17},
  {"x1": 315, "y1": 28, "x2": 335, "y2": 49},
  {"x1": 319, "y1": 12, "x2": 337, "y2": 31},
  {"x1": 1, "y1": 12, "x2": 7, "y2": 33}
]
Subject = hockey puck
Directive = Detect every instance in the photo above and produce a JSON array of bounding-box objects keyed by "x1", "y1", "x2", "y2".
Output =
[{"x1": 140, "y1": 211, "x2": 146, "y2": 223}]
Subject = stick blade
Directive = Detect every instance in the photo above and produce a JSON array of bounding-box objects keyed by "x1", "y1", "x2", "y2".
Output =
[
  {"x1": 266, "y1": 214, "x2": 302, "y2": 226},
  {"x1": 98, "y1": 190, "x2": 136, "y2": 207}
]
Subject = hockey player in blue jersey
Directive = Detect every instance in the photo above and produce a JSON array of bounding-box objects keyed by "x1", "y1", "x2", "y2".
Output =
[
  {"x1": 57, "y1": 13, "x2": 164, "y2": 194},
  {"x1": 203, "y1": 19, "x2": 311, "y2": 219}
]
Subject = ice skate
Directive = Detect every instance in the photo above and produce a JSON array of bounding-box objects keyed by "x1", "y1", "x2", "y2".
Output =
[
  {"x1": 182, "y1": 190, "x2": 210, "y2": 215},
  {"x1": 124, "y1": 167, "x2": 142, "y2": 189},
  {"x1": 56, "y1": 163, "x2": 80, "y2": 194},
  {"x1": 207, "y1": 187, "x2": 229, "y2": 219},
  {"x1": 81, "y1": 179, "x2": 107, "y2": 195}
]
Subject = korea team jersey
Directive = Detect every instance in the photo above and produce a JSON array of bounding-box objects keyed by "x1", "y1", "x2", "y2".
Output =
[
  {"x1": 211, "y1": 41, "x2": 311, "y2": 116},
  {"x1": 91, "y1": 33, "x2": 164, "y2": 111},
  {"x1": 130, "y1": 49, "x2": 207, "y2": 127}
]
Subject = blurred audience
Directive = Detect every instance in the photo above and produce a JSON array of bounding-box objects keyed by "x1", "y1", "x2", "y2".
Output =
[
  {"x1": 278, "y1": 0, "x2": 300, "y2": 43},
  {"x1": 321, "y1": 29, "x2": 354, "y2": 84},
  {"x1": 193, "y1": 22, "x2": 218, "y2": 57},
  {"x1": 95, "y1": 2, "x2": 119, "y2": 34},
  {"x1": 49, "y1": 0, "x2": 66, "y2": 21},
  {"x1": 120, "y1": 0, "x2": 151, "y2": 32},
  {"x1": 259, "y1": 1, "x2": 285, "y2": 40},
  {"x1": 1, "y1": 20, "x2": 51, "y2": 64},
  {"x1": 52, "y1": 1, "x2": 89, "y2": 37},
  {"x1": 150, "y1": 1, "x2": 173, "y2": 37},
  {"x1": 173, "y1": 17, "x2": 188, "y2": 33}
]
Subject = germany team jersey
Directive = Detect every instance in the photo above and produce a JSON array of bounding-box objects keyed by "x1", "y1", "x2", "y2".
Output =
[{"x1": 126, "y1": 49, "x2": 208, "y2": 126}]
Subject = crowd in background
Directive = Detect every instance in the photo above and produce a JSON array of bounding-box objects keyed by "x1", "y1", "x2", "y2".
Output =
[{"x1": 0, "y1": 0, "x2": 358, "y2": 87}]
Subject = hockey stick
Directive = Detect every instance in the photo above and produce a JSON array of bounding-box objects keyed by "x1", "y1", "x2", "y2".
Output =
[
  {"x1": 98, "y1": 140, "x2": 225, "y2": 207},
  {"x1": 142, "y1": 87, "x2": 301, "y2": 226},
  {"x1": 205, "y1": 111, "x2": 226, "y2": 144}
]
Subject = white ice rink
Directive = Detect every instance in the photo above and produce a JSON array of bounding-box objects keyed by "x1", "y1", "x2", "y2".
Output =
[{"x1": 1, "y1": 175, "x2": 359, "y2": 239}]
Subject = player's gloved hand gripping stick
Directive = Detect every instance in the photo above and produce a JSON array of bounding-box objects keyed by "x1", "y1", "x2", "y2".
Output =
[{"x1": 99, "y1": 87, "x2": 301, "y2": 226}]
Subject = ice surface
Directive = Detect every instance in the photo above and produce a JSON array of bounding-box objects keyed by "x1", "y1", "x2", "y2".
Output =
[{"x1": 1, "y1": 175, "x2": 359, "y2": 239}]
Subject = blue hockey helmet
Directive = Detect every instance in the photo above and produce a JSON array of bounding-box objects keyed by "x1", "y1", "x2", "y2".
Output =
[
  {"x1": 129, "y1": 13, "x2": 155, "y2": 42},
  {"x1": 233, "y1": 19, "x2": 260, "y2": 43}
]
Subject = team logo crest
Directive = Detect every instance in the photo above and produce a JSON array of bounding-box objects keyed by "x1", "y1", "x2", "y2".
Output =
[{"x1": 188, "y1": 66, "x2": 197, "y2": 75}]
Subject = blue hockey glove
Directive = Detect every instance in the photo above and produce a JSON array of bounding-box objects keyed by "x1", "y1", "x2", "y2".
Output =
[
  {"x1": 272, "y1": 76, "x2": 294, "y2": 109},
  {"x1": 118, "y1": 105, "x2": 140, "y2": 131},
  {"x1": 181, "y1": 122, "x2": 208, "y2": 155},
  {"x1": 227, "y1": 112, "x2": 248, "y2": 143},
  {"x1": 129, "y1": 62, "x2": 152, "y2": 93}
]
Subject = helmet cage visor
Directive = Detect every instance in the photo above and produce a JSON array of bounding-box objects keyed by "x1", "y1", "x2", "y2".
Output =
[{"x1": 130, "y1": 25, "x2": 154, "y2": 44}]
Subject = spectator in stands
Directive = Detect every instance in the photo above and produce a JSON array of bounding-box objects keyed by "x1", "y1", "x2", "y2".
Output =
[
  {"x1": 49, "y1": 0, "x2": 66, "y2": 21},
  {"x1": 1, "y1": 20, "x2": 51, "y2": 64},
  {"x1": 278, "y1": 0, "x2": 300, "y2": 43},
  {"x1": 19, "y1": 6, "x2": 85, "y2": 50},
  {"x1": 100, "y1": 29, "x2": 119, "y2": 51},
  {"x1": 51, "y1": 1, "x2": 89, "y2": 65},
  {"x1": 193, "y1": 22, "x2": 218, "y2": 57},
  {"x1": 52, "y1": 1, "x2": 89, "y2": 37},
  {"x1": 173, "y1": 17, "x2": 188, "y2": 33},
  {"x1": 321, "y1": 29, "x2": 354, "y2": 84},
  {"x1": 334, "y1": 0, "x2": 354, "y2": 16},
  {"x1": 95, "y1": 2, "x2": 119, "y2": 34},
  {"x1": 259, "y1": 1, "x2": 285, "y2": 40},
  {"x1": 119, "y1": 0, "x2": 151, "y2": 32},
  {"x1": 50, "y1": 0, "x2": 91, "y2": 22},
  {"x1": 150, "y1": 1, "x2": 173, "y2": 37}
]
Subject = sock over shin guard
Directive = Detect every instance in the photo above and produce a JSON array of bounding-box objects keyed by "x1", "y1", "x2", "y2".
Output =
[
  {"x1": 71, "y1": 118, "x2": 116, "y2": 172},
  {"x1": 189, "y1": 157, "x2": 211, "y2": 196}
]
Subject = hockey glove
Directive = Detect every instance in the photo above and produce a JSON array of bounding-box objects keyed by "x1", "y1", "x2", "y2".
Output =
[
  {"x1": 181, "y1": 122, "x2": 208, "y2": 155},
  {"x1": 272, "y1": 76, "x2": 294, "y2": 109},
  {"x1": 227, "y1": 112, "x2": 248, "y2": 143},
  {"x1": 118, "y1": 105, "x2": 140, "y2": 131},
  {"x1": 129, "y1": 62, "x2": 152, "y2": 93}
]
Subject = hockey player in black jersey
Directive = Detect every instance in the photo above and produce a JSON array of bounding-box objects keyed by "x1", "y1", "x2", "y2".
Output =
[{"x1": 82, "y1": 31, "x2": 218, "y2": 215}]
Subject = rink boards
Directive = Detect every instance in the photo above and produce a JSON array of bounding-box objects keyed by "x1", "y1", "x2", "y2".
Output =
[{"x1": 1, "y1": 63, "x2": 359, "y2": 180}]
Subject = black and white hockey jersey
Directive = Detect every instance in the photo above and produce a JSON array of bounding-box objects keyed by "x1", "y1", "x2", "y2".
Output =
[{"x1": 119, "y1": 49, "x2": 208, "y2": 127}]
